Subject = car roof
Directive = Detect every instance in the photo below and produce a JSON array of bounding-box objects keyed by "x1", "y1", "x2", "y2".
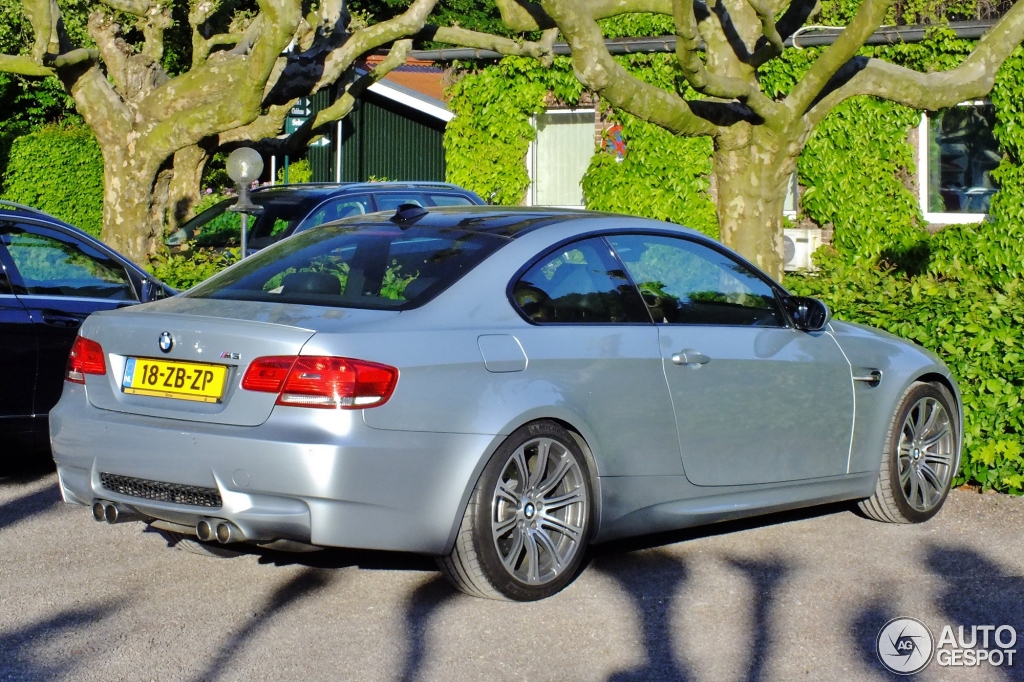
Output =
[
  {"x1": 251, "y1": 181, "x2": 480, "y2": 200},
  {"x1": 321, "y1": 205, "x2": 704, "y2": 240}
]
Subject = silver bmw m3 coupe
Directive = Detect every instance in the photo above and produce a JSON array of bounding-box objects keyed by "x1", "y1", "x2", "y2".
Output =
[{"x1": 51, "y1": 206, "x2": 962, "y2": 600}]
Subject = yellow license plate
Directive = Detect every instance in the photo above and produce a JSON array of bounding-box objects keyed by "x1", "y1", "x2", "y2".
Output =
[{"x1": 122, "y1": 357, "x2": 229, "y2": 403}]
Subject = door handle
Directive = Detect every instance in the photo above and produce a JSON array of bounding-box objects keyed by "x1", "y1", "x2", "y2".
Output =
[
  {"x1": 41, "y1": 312, "x2": 84, "y2": 328},
  {"x1": 671, "y1": 349, "x2": 711, "y2": 366},
  {"x1": 852, "y1": 369, "x2": 882, "y2": 386}
]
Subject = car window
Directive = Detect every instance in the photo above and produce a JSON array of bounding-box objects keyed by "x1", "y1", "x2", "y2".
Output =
[
  {"x1": 607, "y1": 234, "x2": 783, "y2": 326},
  {"x1": 374, "y1": 193, "x2": 427, "y2": 211},
  {"x1": 186, "y1": 223, "x2": 509, "y2": 310},
  {"x1": 427, "y1": 193, "x2": 474, "y2": 207},
  {"x1": 0, "y1": 221, "x2": 135, "y2": 300},
  {"x1": 512, "y1": 238, "x2": 648, "y2": 324},
  {"x1": 295, "y1": 195, "x2": 372, "y2": 232}
]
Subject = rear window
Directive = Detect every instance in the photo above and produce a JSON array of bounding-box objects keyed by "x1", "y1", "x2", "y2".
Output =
[{"x1": 185, "y1": 223, "x2": 509, "y2": 310}]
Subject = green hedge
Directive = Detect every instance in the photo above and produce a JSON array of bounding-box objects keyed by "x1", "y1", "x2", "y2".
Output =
[{"x1": 1, "y1": 120, "x2": 104, "y2": 237}]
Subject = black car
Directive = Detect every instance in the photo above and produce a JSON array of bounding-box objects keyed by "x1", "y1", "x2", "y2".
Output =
[
  {"x1": 167, "y1": 182, "x2": 485, "y2": 252},
  {"x1": 0, "y1": 202, "x2": 174, "y2": 452}
]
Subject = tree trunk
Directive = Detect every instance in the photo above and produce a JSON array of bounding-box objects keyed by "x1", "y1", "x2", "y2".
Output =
[
  {"x1": 712, "y1": 136, "x2": 795, "y2": 282},
  {"x1": 167, "y1": 142, "x2": 213, "y2": 231},
  {"x1": 99, "y1": 147, "x2": 165, "y2": 264}
]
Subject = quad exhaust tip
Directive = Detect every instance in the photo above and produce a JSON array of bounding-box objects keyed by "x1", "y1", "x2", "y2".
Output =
[
  {"x1": 196, "y1": 518, "x2": 244, "y2": 544},
  {"x1": 92, "y1": 500, "x2": 139, "y2": 524}
]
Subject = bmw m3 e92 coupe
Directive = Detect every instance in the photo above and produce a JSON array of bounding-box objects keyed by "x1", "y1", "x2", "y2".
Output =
[{"x1": 50, "y1": 206, "x2": 962, "y2": 601}]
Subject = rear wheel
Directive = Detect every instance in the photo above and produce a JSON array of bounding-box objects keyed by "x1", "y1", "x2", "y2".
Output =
[
  {"x1": 859, "y1": 382, "x2": 959, "y2": 523},
  {"x1": 438, "y1": 421, "x2": 593, "y2": 601}
]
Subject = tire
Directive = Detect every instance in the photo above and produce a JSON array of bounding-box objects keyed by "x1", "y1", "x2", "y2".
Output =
[
  {"x1": 859, "y1": 381, "x2": 960, "y2": 524},
  {"x1": 437, "y1": 421, "x2": 594, "y2": 601},
  {"x1": 153, "y1": 527, "x2": 244, "y2": 559}
]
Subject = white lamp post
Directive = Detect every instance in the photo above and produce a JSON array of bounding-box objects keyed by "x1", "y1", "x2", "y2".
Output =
[{"x1": 225, "y1": 147, "x2": 265, "y2": 258}]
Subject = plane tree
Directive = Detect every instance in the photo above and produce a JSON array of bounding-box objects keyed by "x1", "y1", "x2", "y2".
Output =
[
  {"x1": 0, "y1": 0, "x2": 551, "y2": 261},
  {"x1": 490, "y1": 0, "x2": 1024, "y2": 278}
]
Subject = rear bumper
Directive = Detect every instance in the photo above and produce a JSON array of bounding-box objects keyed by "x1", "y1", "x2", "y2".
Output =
[{"x1": 50, "y1": 384, "x2": 496, "y2": 554}]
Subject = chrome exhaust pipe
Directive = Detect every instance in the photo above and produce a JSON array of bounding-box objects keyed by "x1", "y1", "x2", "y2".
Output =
[
  {"x1": 92, "y1": 501, "x2": 107, "y2": 522},
  {"x1": 103, "y1": 502, "x2": 139, "y2": 524},
  {"x1": 215, "y1": 521, "x2": 243, "y2": 544},
  {"x1": 196, "y1": 519, "x2": 216, "y2": 542}
]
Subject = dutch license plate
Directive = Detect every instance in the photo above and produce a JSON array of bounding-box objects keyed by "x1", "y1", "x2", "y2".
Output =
[{"x1": 122, "y1": 357, "x2": 228, "y2": 403}]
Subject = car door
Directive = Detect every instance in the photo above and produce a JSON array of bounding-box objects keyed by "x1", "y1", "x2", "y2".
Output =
[
  {"x1": 606, "y1": 233, "x2": 855, "y2": 486},
  {"x1": 509, "y1": 237, "x2": 683, "y2": 477},
  {"x1": 0, "y1": 220, "x2": 138, "y2": 415},
  {"x1": 0, "y1": 244, "x2": 37, "y2": 421}
]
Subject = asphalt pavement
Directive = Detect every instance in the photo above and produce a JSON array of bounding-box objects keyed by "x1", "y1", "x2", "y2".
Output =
[{"x1": 1, "y1": 460, "x2": 1022, "y2": 682}]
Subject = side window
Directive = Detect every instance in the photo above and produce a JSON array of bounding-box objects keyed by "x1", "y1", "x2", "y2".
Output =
[
  {"x1": 297, "y1": 195, "x2": 372, "y2": 232},
  {"x1": 607, "y1": 234, "x2": 782, "y2": 327},
  {"x1": 375, "y1": 193, "x2": 426, "y2": 211},
  {"x1": 512, "y1": 238, "x2": 648, "y2": 324},
  {"x1": 0, "y1": 222, "x2": 135, "y2": 300},
  {"x1": 427, "y1": 193, "x2": 474, "y2": 207}
]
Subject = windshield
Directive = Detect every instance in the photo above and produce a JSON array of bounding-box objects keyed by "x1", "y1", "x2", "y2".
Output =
[
  {"x1": 185, "y1": 222, "x2": 509, "y2": 310},
  {"x1": 172, "y1": 196, "x2": 311, "y2": 249}
]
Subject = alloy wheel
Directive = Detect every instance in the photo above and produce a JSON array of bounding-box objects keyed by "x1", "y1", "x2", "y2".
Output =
[{"x1": 490, "y1": 437, "x2": 588, "y2": 586}]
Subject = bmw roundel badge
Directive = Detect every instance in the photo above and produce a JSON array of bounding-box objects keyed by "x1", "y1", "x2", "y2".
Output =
[{"x1": 158, "y1": 331, "x2": 174, "y2": 353}]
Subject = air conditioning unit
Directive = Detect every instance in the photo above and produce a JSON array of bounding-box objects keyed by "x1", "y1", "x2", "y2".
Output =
[{"x1": 783, "y1": 228, "x2": 822, "y2": 271}]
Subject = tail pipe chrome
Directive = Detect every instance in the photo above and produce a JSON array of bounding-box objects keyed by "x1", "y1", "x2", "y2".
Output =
[
  {"x1": 91, "y1": 500, "x2": 139, "y2": 524},
  {"x1": 196, "y1": 518, "x2": 244, "y2": 544}
]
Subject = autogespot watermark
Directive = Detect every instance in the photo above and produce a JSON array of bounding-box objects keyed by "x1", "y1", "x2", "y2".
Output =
[{"x1": 876, "y1": 617, "x2": 1018, "y2": 675}]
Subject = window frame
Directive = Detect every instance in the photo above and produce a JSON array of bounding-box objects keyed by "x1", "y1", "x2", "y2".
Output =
[
  {"x1": 525, "y1": 108, "x2": 597, "y2": 209},
  {"x1": 917, "y1": 100, "x2": 998, "y2": 224},
  {"x1": 0, "y1": 218, "x2": 141, "y2": 302},
  {"x1": 508, "y1": 229, "x2": 798, "y2": 329}
]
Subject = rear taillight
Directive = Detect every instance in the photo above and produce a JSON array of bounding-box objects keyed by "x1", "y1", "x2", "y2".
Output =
[
  {"x1": 67, "y1": 337, "x2": 106, "y2": 383},
  {"x1": 241, "y1": 356, "x2": 398, "y2": 409}
]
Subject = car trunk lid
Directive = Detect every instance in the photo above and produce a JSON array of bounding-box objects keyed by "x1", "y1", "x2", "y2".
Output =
[{"x1": 79, "y1": 299, "x2": 394, "y2": 426}]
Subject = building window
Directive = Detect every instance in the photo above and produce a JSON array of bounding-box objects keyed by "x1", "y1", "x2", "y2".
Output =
[
  {"x1": 783, "y1": 172, "x2": 798, "y2": 217},
  {"x1": 528, "y1": 110, "x2": 596, "y2": 207},
  {"x1": 919, "y1": 102, "x2": 1001, "y2": 223}
]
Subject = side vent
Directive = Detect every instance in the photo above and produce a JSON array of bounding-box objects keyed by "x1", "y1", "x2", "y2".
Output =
[{"x1": 783, "y1": 228, "x2": 823, "y2": 272}]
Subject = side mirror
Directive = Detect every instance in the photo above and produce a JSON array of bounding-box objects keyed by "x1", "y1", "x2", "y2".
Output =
[
  {"x1": 140, "y1": 279, "x2": 167, "y2": 303},
  {"x1": 785, "y1": 296, "x2": 830, "y2": 332}
]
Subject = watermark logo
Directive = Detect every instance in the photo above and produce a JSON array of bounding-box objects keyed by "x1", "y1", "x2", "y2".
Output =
[{"x1": 877, "y1": 618, "x2": 934, "y2": 675}]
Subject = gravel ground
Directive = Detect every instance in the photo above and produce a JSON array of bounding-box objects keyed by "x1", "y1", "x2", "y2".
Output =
[{"x1": 1, "y1": 461, "x2": 1022, "y2": 682}]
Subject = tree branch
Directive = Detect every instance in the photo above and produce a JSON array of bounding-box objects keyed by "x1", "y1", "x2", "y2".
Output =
[
  {"x1": 95, "y1": 0, "x2": 151, "y2": 16},
  {"x1": 420, "y1": 25, "x2": 553, "y2": 59},
  {"x1": 23, "y1": 0, "x2": 62, "y2": 62},
  {"x1": 496, "y1": 0, "x2": 673, "y2": 31},
  {"x1": 807, "y1": 4, "x2": 1024, "y2": 125},
  {"x1": 746, "y1": 0, "x2": 784, "y2": 66},
  {"x1": 139, "y1": 3, "x2": 174, "y2": 62},
  {"x1": 536, "y1": 0, "x2": 717, "y2": 136},
  {"x1": 785, "y1": 0, "x2": 891, "y2": 117},
  {"x1": 0, "y1": 54, "x2": 54, "y2": 77},
  {"x1": 673, "y1": 0, "x2": 783, "y2": 124}
]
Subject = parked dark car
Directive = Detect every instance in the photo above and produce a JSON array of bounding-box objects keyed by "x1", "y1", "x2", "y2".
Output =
[
  {"x1": 0, "y1": 202, "x2": 174, "y2": 452},
  {"x1": 166, "y1": 182, "x2": 485, "y2": 252}
]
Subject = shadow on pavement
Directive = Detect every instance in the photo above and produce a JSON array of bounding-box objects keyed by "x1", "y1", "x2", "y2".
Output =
[
  {"x1": 927, "y1": 545, "x2": 1024, "y2": 681},
  {"x1": 397, "y1": 575, "x2": 459, "y2": 682},
  {"x1": 191, "y1": 567, "x2": 335, "y2": 682},
  {"x1": 597, "y1": 550, "x2": 692, "y2": 681},
  {"x1": 253, "y1": 545, "x2": 437, "y2": 573},
  {"x1": 849, "y1": 598, "x2": 904, "y2": 681},
  {"x1": 0, "y1": 481, "x2": 61, "y2": 533},
  {"x1": 0, "y1": 602, "x2": 119, "y2": 679},
  {"x1": 726, "y1": 557, "x2": 789, "y2": 682}
]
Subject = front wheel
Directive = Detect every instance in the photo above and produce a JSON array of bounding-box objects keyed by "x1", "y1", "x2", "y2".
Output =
[
  {"x1": 859, "y1": 382, "x2": 960, "y2": 524},
  {"x1": 438, "y1": 421, "x2": 593, "y2": 601}
]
